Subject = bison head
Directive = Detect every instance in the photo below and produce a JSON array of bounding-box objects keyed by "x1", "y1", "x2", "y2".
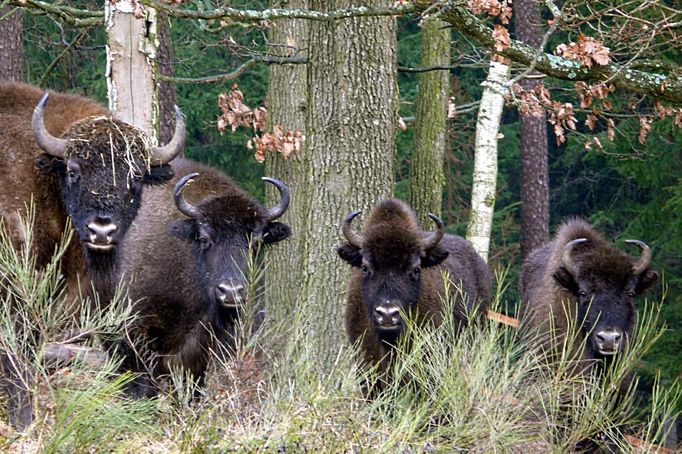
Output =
[
  {"x1": 170, "y1": 173, "x2": 291, "y2": 311},
  {"x1": 553, "y1": 238, "x2": 658, "y2": 357},
  {"x1": 32, "y1": 92, "x2": 184, "y2": 262},
  {"x1": 337, "y1": 199, "x2": 449, "y2": 342}
]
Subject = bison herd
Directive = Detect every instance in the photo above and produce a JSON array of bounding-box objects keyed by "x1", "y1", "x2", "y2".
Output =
[{"x1": 0, "y1": 82, "x2": 661, "y2": 436}]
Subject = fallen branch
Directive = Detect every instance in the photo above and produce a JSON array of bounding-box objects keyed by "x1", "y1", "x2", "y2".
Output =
[{"x1": 42, "y1": 343, "x2": 107, "y2": 369}]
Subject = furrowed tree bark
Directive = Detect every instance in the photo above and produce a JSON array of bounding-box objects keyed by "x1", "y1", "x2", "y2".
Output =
[
  {"x1": 264, "y1": 0, "x2": 309, "y2": 323},
  {"x1": 409, "y1": 17, "x2": 450, "y2": 225},
  {"x1": 105, "y1": 0, "x2": 159, "y2": 139},
  {"x1": 298, "y1": 0, "x2": 396, "y2": 370},
  {"x1": 515, "y1": 0, "x2": 549, "y2": 259},
  {"x1": 0, "y1": 6, "x2": 23, "y2": 81},
  {"x1": 466, "y1": 59, "x2": 510, "y2": 263},
  {"x1": 157, "y1": 12, "x2": 177, "y2": 145}
]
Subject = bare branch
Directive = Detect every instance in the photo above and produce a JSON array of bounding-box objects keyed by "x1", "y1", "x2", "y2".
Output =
[
  {"x1": 8, "y1": 0, "x2": 102, "y2": 27},
  {"x1": 140, "y1": 0, "x2": 415, "y2": 22},
  {"x1": 160, "y1": 55, "x2": 306, "y2": 84}
]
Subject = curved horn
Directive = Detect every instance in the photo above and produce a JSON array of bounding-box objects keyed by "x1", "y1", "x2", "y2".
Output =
[
  {"x1": 32, "y1": 92, "x2": 67, "y2": 158},
  {"x1": 342, "y1": 210, "x2": 363, "y2": 248},
  {"x1": 420, "y1": 213, "x2": 445, "y2": 251},
  {"x1": 173, "y1": 173, "x2": 202, "y2": 220},
  {"x1": 262, "y1": 177, "x2": 290, "y2": 221},
  {"x1": 625, "y1": 239, "x2": 652, "y2": 275},
  {"x1": 151, "y1": 105, "x2": 186, "y2": 165},
  {"x1": 561, "y1": 238, "x2": 588, "y2": 276}
]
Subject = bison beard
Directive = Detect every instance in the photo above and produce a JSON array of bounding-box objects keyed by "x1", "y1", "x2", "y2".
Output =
[
  {"x1": 0, "y1": 82, "x2": 184, "y2": 429},
  {"x1": 338, "y1": 198, "x2": 491, "y2": 396},
  {"x1": 110, "y1": 157, "x2": 291, "y2": 397}
]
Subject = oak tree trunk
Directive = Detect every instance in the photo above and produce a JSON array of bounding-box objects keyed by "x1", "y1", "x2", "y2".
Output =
[
  {"x1": 0, "y1": 6, "x2": 23, "y2": 81},
  {"x1": 466, "y1": 59, "x2": 510, "y2": 263},
  {"x1": 157, "y1": 13, "x2": 177, "y2": 145},
  {"x1": 514, "y1": 0, "x2": 549, "y2": 259},
  {"x1": 264, "y1": 0, "x2": 309, "y2": 323},
  {"x1": 409, "y1": 17, "x2": 450, "y2": 225},
  {"x1": 298, "y1": 0, "x2": 397, "y2": 370}
]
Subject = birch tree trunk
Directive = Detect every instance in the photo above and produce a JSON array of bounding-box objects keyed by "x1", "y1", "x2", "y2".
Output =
[
  {"x1": 105, "y1": 0, "x2": 159, "y2": 139},
  {"x1": 515, "y1": 0, "x2": 549, "y2": 259},
  {"x1": 0, "y1": 6, "x2": 23, "y2": 81},
  {"x1": 298, "y1": 0, "x2": 396, "y2": 370},
  {"x1": 264, "y1": 0, "x2": 309, "y2": 323},
  {"x1": 466, "y1": 59, "x2": 510, "y2": 262},
  {"x1": 409, "y1": 17, "x2": 450, "y2": 224}
]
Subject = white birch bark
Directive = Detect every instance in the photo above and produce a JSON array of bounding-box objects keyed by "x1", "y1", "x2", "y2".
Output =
[
  {"x1": 466, "y1": 60, "x2": 510, "y2": 262},
  {"x1": 105, "y1": 0, "x2": 160, "y2": 142}
]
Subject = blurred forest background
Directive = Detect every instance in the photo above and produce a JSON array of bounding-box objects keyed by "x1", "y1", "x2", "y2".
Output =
[{"x1": 3, "y1": 0, "x2": 680, "y2": 406}]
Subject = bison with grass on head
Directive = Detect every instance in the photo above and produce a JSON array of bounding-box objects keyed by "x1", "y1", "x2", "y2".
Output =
[
  {"x1": 0, "y1": 81, "x2": 184, "y2": 300},
  {"x1": 112, "y1": 158, "x2": 291, "y2": 397},
  {"x1": 0, "y1": 82, "x2": 184, "y2": 430},
  {"x1": 519, "y1": 218, "x2": 658, "y2": 367},
  {"x1": 337, "y1": 198, "x2": 491, "y2": 394}
]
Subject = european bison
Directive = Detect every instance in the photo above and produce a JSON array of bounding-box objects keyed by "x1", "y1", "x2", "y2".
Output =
[
  {"x1": 112, "y1": 157, "x2": 291, "y2": 396},
  {"x1": 337, "y1": 198, "x2": 491, "y2": 394},
  {"x1": 0, "y1": 82, "x2": 184, "y2": 429},
  {"x1": 519, "y1": 218, "x2": 658, "y2": 367},
  {"x1": 0, "y1": 81, "x2": 184, "y2": 299}
]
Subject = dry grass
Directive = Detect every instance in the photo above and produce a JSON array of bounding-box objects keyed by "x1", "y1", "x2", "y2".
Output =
[{"x1": 0, "y1": 210, "x2": 678, "y2": 453}]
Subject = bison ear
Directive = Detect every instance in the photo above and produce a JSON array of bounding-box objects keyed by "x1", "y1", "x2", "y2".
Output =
[
  {"x1": 337, "y1": 243, "x2": 362, "y2": 267},
  {"x1": 143, "y1": 164, "x2": 174, "y2": 186},
  {"x1": 170, "y1": 219, "x2": 196, "y2": 242},
  {"x1": 421, "y1": 246, "x2": 449, "y2": 268},
  {"x1": 262, "y1": 222, "x2": 291, "y2": 245},
  {"x1": 35, "y1": 154, "x2": 65, "y2": 175},
  {"x1": 635, "y1": 269, "x2": 658, "y2": 295},
  {"x1": 553, "y1": 267, "x2": 579, "y2": 295}
]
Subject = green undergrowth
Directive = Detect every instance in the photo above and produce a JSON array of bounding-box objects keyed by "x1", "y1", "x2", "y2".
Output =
[{"x1": 0, "y1": 210, "x2": 678, "y2": 453}]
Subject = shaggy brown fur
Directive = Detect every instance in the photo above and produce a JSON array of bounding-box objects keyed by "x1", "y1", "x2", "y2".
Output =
[
  {"x1": 338, "y1": 198, "x2": 491, "y2": 394},
  {"x1": 0, "y1": 81, "x2": 108, "y2": 298},
  {"x1": 112, "y1": 158, "x2": 290, "y2": 396},
  {"x1": 0, "y1": 82, "x2": 178, "y2": 428},
  {"x1": 519, "y1": 218, "x2": 658, "y2": 366}
]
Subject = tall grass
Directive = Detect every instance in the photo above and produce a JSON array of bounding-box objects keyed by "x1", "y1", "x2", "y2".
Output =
[{"x1": 0, "y1": 209, "x2": 678, "y2": 452}]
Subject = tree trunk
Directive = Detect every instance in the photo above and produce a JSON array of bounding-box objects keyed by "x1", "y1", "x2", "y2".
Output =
[
  {"x1": 409, "y1": 17, "x2": 450, "y2": 225},
  {"x1": 264, "y1": 0, "x2": 309, "y2": 324},
  {"x1": 0, "y1": 6, "x2": 23, "y2": 81},
  {"x1": 105, "y1": 0, "x2": 159, "y2": 139},
  {"x1": 466, "y1": 59, "x2": 510, "y2": 263},
  {"x1": 515, "y1": 0, "x2": 549, "y2": 259},
  {"x1": 156, "y1": 12, "x2": 177, "y2": 145},
  {"x1": 298, "y1": 0, "x2": 396, "y2": 370}
]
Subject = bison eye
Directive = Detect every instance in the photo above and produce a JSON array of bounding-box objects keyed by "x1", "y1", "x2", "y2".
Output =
[
  {"x1": 579, "y1": 290, "x2": 587, "y2": 298},
  {"x1": 361, "y1": 265, "x2": 369, "y2": 275},
  {"x1": 628, "y1": 290, "x2": 636, "y2": 297},
  {"x1": 67, "y1": 169, "x2": 80, "y2": 184}
]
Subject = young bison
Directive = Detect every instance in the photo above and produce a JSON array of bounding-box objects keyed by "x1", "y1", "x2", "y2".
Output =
[
  {"x1": 337, "y1": 198, "x2": 491, "y2": 394},
  {"x1": 519, "y1": 218, "x2": 658, "y2": 365},
  {"x1": 113, "y1": 158, "x2": 291, "y2": 396}
]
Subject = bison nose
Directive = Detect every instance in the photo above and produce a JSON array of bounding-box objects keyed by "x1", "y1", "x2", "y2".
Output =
[
  {"x1": 595, "y1": 330, "x2": 622, "y2": 355},
  {"x1": 374, "y1": 304, "x2": 401, "y2": 330},
  {"x1": 85, "y1": 216, "x2": 117, "y2": 249},
  {"x1": 216, "y1": 283, "x2": 246, "y2": 308}
]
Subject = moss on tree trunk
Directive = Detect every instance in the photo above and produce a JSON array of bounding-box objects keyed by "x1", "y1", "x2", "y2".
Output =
[{"x1": 409, "y1": 17, "x2": 450, "y2": 226}]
